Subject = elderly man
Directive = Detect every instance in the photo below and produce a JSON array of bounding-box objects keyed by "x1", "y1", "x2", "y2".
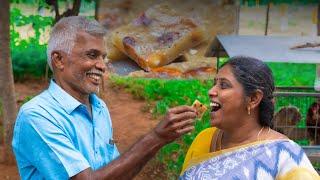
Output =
[{"x1": 12, "y1": 16, "x2": 196, "y2": 179}]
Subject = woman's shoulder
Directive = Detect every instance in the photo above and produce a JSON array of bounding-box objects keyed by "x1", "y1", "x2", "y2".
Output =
[
  {"x1": 272, "y1": 139, "x2": 319, "y2": 178},
  {"x1": 267, "y1": 137, "x2": 302, "y2": 153},
  {"x1": 273, "y1": 138, "x2": 301, "y2": 149}
]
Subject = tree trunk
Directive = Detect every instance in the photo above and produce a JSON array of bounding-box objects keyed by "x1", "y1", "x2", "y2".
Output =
[
  {"x1": 265, "y1": 3, "x2": 270, "y2": 36},
  {"x1": 52, "y1": 0, "x2": 60, "y2": 23},
  {"x1": 0, "y1": 0, "x2": 18, "y2": 164},
  {"x1": 95, "y1": 0, "x2": 100, "y2": 20},
  {"x1": 53, "y1": 0, "x2": 82, "y2": 24}
]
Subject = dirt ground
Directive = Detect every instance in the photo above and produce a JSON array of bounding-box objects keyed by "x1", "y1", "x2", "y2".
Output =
[{"x1": 0, "y1": 76, "x2": 166, "y2": 180}]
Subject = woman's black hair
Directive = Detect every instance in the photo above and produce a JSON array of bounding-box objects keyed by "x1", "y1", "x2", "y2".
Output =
[{"x1": 221, "y1": 56, "x2": 275, "y2": 127}]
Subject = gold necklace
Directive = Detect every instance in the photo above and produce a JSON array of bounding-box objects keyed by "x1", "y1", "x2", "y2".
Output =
[
  {"x1": 217, "y1": 126, "x2": 271, "y2": 151},
  {"x1": 256, "y1": 127, "x2": 265, "y2": 141},
  {"x1": 257, "y1": 126, "x2": 271, "y2": 141}
]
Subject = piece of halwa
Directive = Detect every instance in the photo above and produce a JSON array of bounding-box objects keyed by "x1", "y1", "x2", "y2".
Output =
[{"x1": 111, "y1": 4, "x2": 205, "y2": 71}]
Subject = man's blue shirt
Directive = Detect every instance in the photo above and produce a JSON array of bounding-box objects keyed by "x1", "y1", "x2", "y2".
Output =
[{"x1": 12, "y1": 80, "x2": 120, "y2": 179}]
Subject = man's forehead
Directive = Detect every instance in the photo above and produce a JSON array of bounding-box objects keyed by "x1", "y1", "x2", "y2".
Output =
[
  {"x1": 75, "y1": 30, "x2": 104, "y2": 42},
  {"x1": 73, "y1": 31, "x2": 106, "y2": 52}
]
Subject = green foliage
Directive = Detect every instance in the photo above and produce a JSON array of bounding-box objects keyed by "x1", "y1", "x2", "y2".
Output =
[
  {"x1": 10, "y1": 0, "x2": 96, "y2": 80},
  {"x1": 10, "y1": 0, "x2": 95, "y2": 7},
  {"x1": 10, "y1": 8, "x2": 53, "y2": 80},
  {"x1": 295, "y1": 139, "x2": 310, "y2": 146},
  {"x1": 268, "y1": 62, "x2": 315, "y2": 87}
]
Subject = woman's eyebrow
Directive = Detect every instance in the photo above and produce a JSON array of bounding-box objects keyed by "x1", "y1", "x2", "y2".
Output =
[{"x1": 215, "y1": 77, "x2": 229, "y2": 82}]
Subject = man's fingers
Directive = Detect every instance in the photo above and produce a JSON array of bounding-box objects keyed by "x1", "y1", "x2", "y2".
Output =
[
  {"x1": 168, "y1": 112, "x2": 197, "y2": 123},
  {"x1": 168, "y1": 105, "x2": 196, "y2": 114},
  {"x1": 169, "y1": 119, "x2": 195, "y2": 130},
  {"x1": 175, "y1": 126, "x2": 194, "y2": 135}
]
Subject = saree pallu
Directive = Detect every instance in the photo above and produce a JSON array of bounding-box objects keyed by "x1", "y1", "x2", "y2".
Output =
[{"x1": 180, "y1": 128, "x2": 319, "y2": 180}]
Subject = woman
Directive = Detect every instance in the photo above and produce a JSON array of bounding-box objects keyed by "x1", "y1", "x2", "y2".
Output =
[{"x1": 180, "y1": 56, "x2": 319, "y2": 179}]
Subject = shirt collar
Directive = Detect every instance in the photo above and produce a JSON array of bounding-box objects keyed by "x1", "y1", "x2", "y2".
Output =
[
  {"x1": 47, "y1": 79, "x2": 81, "y2": 114},
  {"x1": 48, "y1": 79, "x2": 102, "y2": 114}
]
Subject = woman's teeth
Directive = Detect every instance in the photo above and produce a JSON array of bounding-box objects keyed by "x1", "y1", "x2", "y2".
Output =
[{"x1": 210, "y1": 102, "x2": 221, "y2": 112}]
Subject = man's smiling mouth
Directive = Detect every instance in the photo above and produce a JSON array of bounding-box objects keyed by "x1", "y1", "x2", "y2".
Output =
[{"x1": 86, "y1": 70, "x2": 103, "y2": 83}]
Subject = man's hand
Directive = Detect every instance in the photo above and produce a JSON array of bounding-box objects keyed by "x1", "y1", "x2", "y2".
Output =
[{"x1": 153, "y1": 105, "x2": 197, "y2": 144}]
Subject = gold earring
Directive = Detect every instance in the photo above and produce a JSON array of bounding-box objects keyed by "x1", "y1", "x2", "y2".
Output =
[{"x1": 247, "y1": 107, "x2": 251, "y2": 115}]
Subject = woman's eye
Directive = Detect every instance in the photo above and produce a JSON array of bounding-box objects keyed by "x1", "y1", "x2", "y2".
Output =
[{"x1": 220, "y1": 82, "x2": 230, "y2": 89}]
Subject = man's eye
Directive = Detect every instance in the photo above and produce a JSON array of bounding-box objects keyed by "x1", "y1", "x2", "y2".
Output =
[{"x1": 87, "y1": 53, "x2": 97, "y2": 59}]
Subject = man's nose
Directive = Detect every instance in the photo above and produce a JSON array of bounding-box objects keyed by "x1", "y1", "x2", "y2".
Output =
[{"x1": 96, "y1": 58, "x2": 106, "y2": 72}]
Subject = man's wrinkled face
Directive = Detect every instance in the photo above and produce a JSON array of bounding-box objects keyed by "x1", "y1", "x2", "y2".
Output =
[{"x1": 60, "y1": 31, "x2": 106, "y2": 96}]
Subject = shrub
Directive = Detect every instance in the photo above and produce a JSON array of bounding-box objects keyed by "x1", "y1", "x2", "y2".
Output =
[{"x1": 10, "y1": 8, "x2": 53, "y2": 80}]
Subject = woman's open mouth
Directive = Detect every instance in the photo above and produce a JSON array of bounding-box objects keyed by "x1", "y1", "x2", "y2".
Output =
[{"x1": 210, "y1": 101, "x2": 221, "y2": 112}]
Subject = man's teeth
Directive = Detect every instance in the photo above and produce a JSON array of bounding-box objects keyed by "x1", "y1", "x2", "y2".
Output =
[{"x1": 87, "y1": 74, "x2": 101, "y2": 81}]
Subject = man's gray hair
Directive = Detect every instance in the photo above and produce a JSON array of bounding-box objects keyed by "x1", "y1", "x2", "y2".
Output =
[{"x1": 47, "y1": 16, "x2": 107, "y2": 70}]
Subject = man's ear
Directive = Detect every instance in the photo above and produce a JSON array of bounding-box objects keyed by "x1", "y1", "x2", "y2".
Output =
[
  {"x1": 247, "y1": 89, "x2": 263, "y2": 110},
  {"x1": 51, "y1": 51, "x2": 64, "y2": 70}
]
